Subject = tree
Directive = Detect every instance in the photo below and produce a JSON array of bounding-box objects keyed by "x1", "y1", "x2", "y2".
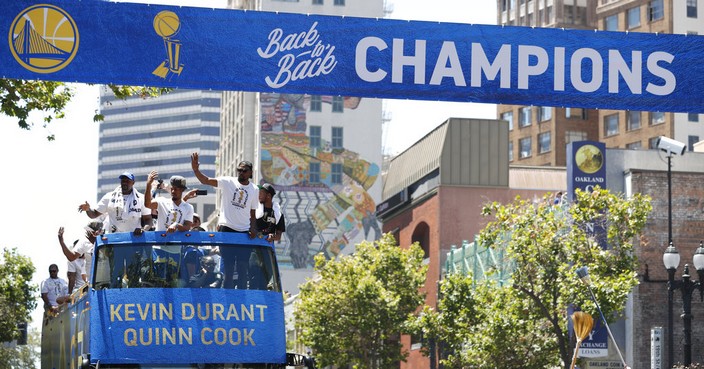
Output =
[
  {"x1": 0, "y1": 248, "x2": 37, "y2": 343},
  {"x1": 414, "y1": 188, "x2": 651, "y2": 369},
  {"x1": 0, "y1": 79, "x2": 168, "y2": 140},
  {"x1": 480, "y1": 188, "x2": 651, "y2": 369},
  {"x1": 294, "y1": 234, "x2": 427, "y2": 369},
  {"x1": 0, "y1": 328, "x2": 40, "y2": 369}
]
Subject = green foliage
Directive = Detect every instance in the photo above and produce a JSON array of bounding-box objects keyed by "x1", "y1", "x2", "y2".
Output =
[
  {"x1": 294, "y1": 234, "x2": 427, "y2": 369},
  {"x1": 414, "y1": 188, "x2": 650, "y2": 369},
  {"x1": 0, "y1": 328, "x2": 40, "y2": 369},
  {"x1": 0, "y1": 79, "x2": 168, "y2": 140},
  {"x1": 0, "y1": 248, "x2": 37, "y2": 343}
]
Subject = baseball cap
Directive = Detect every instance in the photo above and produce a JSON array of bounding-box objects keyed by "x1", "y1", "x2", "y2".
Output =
[
  {"x1": 170, "y1": 175, "x2": 188, "y2": 189},
  {"x1": 193, "y1": 213, "x2": 201, "y2": 220},
  {"x1": 119, "y1": 172, "x2": 135, "y2": 181},
  {"x1": 258, "y1": 183, "x2": 276, "y2": 196},
  {"x1": 238, "y1": 161, "x2": 253, "y2": 171}
]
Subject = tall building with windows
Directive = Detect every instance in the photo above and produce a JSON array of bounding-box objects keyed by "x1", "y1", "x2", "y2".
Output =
[
  {"x1": 497, "y1": 0, "x2": 601, "y2": 167},
  {"x1": 595, "y1": 0, "x2": 704, "y2": 151},
  {"x1": 222, "y1": 0, "x2": 387, "y2": 292},
  {"x1": 498, "y1": 0, "x2": 704, "y2": 166},
  {"x1": 97, "y1": 88, "x2": 220, "y2": 221}
]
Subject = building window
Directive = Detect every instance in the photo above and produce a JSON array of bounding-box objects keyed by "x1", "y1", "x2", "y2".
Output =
[
  {"x1": 538, "y1": 107, "x2": 552, "y2": 122},
  {"x1": 627, "y1": 111, "x2": 641, "y2": 131},
  {"x1": 605, "y1": 14, "x2": 619, "y2": 31},
  {"x1": 332, "y1": 127, "x2": 343, "y2": 149},
  {"x1": 310, "y1": 126, "x2": 321, "y2": 148},
  {"x1": 565, "y1": 107, "x2": 588, "y2": 119},
  {"x1": 519, "y1": 107, "x2": 532, "y2": 127},
  {"x1": 688, "y1": 0, "x2": 698, "y2": 18},
  {"x1": 604, "y1": 114, "x2": 619, "y2": 136},
  {"x1": 312, "y1": 0, "x2": 323, "y2": 4},
  {"x1": 332, "y1": 96, "x2": 344, "y2": 112},
  {"x1": 566, "y1": 131, "x2": 587, "y2": 144},
  {"x1": 627, "y1": 7, "x2": 641, "y2": 28},
  {"x1": 626, "y1": 141, "x2": 642, "y2": 150},
  {"x1": 310, "y1": 95, "x2": 322, "y2": 111},
  {"x1": 650, "y1": 111, "x2": 665, "y2": 125},
  {"x1": 334, "y1": 0, "x2": 344, "y2": 5},
  {"x1": 538, "y1": 132, "x2": 551, "y2": 153},
  {"x1": 546, "y1": 5, "x2": 553, "y2": 23},
  {"x1": 649, "y1": 0, "x2": 664, "y2": 21},
  {"x1": 649, "y1": 137, "x2": 659, "y2": 149},
  {"x1": 688, "y1": 113, "x2": 700, "y2": 122},
  {"x1": 501, "y1": 111, "x2": 514, "y2": 130},
  {"x1": 309, "y1": 162, "x2": 320, "y2": 183},
  {"x1": 519, "y1": 137, "x2": 532, "y2": 158},
  {"x1": 688, "y1": 135, "x2": 700, "y2": 151},
  {"x1": 509, "y1": 141, "x2": 514, "y2": 162},
  {"x1": 331, "y1": 163, "x2": 343, "y2": 184}
]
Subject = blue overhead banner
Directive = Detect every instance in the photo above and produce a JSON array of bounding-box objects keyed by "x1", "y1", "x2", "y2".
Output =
[{"x1": 2, "y1": 1, "x2": 704, "y2": 112}]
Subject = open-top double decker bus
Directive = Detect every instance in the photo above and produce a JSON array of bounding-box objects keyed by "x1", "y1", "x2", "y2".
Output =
[{"x1": 41, "y1": 231, "x2": 307, "y2": 369}]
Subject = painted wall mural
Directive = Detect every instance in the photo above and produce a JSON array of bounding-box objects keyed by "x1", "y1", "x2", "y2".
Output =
[{"x1": 260, "y1": 93, "x2": 381, "y2": 269}]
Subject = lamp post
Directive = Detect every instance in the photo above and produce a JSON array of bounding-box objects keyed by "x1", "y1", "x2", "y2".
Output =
[
  {"x1": 655, "y1": 135, "x2": 686, "y2": 368},
  {"x1": 663, "y1": 242, "x2": 704, "y2": 367}
]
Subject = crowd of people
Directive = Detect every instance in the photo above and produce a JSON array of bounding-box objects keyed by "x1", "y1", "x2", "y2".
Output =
[{"x1": 41, "y1": 153, "x2": 286, "y2": 313}]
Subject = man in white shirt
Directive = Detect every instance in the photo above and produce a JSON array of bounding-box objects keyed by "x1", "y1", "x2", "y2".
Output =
[
  {"x1": 191, "y1": 153, "x2": 258, "y2": 288},
  {"x1": 77, "y1": 172, "x2": 151, "y2": 234},
  {"x1": 57, "y1": 222, "x2": 102, "y2": 290},
  {"x1": 41, "y1": 264, "x2": 69, "y2": 312},
  {"x1": 145, "y1": 171, "x2": 194, "y2": 232}
]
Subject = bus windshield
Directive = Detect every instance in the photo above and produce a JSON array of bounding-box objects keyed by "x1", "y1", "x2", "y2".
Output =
[{"x1": 93, "y1": 242, "x2": 281, "y2": 292}]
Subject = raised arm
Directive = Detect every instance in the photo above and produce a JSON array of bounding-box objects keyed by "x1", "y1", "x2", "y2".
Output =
[
  {"x1": 191, "y1": 152, "x2": 218, "y2": 187},
  {"x1": 144, "y1": 170, "x2": 159, "y2": 210},
  {"x1": 77, "y1": 201, "x2": 102, "y2": 219},
  {"x1": 58, "y1": 227, "x2": 81, "y2": 262}
]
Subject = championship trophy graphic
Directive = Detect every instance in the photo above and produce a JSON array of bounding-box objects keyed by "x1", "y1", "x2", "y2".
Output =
[{"x1": 153, "y1": 10, "x2": 183, "y2": 79}]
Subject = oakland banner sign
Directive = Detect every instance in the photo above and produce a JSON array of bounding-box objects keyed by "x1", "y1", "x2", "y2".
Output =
[{"x1": 1, "y1": 1, "x2": 703, "y2": 112}]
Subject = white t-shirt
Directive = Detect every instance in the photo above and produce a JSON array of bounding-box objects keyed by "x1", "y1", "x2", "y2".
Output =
[
  {"x1": 96, "y1": 187, "x2": 148, "y2": 233},
  {"x1": 73, "y1": 238, "x2": 94, "y2": 281},
  {"x1": 217, "y1": 177, "x2": 258, "y2": 231},
  {"x1": 41, "y1": 277, "x2": 68, "y2": 307},
  {"x1": 153, "y1": 196, "x2": 194, "y2": 231},
  {"x1": 67, "y1": 258, "x2": 87, "y2": 290}
]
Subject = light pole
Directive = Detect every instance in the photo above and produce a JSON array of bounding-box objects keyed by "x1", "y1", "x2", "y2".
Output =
[
  {"x1": 655, "y1": 135, "x2": 686, "y2": 368},
  {"x1": 663, "y1": 242, "x2": 704, "y2": 367}
]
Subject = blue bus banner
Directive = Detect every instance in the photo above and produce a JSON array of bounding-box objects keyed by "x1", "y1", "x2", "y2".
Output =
[
  {"x1": 90, "y1": 288, "x2": 286, "y2": 365},
  {"x1": 1, "y1": 1, "x2": 703, "y2": 112}
]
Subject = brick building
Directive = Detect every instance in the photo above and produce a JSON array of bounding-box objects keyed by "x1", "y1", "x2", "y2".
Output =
[
  {"x1": 379, "y1": 126, "x2": 704, "y2": 367},
  {"x1": 377, "y1": 117, "x2": 566, "y2": 369},
  {"x1": 606, "y1": 149, "x2": 704, "y2": 367}
]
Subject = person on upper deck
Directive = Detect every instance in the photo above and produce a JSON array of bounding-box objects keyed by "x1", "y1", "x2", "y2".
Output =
[
  {"x1": 78, "y1": 172, "x2": 151, "y2": 234},
  {"x1": 191, "y1": 153, "x2": 258, "y2": 288},
  {"x1": 144, "y1": 171, "x2": 194, "y2": 233},
  {"x1": 256, "y1": 183, "x2": 285, "y2": 242}
]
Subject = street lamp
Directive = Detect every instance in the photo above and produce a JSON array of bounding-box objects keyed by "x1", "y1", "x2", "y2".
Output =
[
  {"x1": 663, "y1": 241, "x2": 704, "y2": 367},
  {"x1": 656, "y1": 135, "x2": 686, "y2": 368}
]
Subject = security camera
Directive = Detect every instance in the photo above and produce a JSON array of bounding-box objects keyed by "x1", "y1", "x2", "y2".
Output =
[{"x1": 656, "y1": 136, "x2": 686, "y2": 156}]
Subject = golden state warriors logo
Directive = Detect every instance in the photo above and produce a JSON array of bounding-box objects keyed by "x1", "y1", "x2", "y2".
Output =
[
  {"x1": 153, "y1": 10, "x2": 184, "y2": 79},
  {"x1": 8, "y1": 4, "x2": 79, "y2": 74},
  {"x1": 575, "y1": 144, "x2": 604, "y2": 174}
]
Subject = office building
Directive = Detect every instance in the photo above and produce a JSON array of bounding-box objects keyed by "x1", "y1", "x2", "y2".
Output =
[{"x1": 97, "y1": 87, "x2": 220, "y2": 220}]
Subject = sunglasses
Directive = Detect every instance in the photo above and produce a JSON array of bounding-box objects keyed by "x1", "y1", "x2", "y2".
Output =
[
  {"x1": 237, "y1": 168, "x2": 251, "y2": 173},
  {"x1": 49, "y1": 270, "x2": 58, "y2": 272}
]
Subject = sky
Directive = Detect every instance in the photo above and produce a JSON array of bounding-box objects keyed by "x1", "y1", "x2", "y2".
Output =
[{"x1": 0, "y1": 0, "x2": 496, "y2": 334}]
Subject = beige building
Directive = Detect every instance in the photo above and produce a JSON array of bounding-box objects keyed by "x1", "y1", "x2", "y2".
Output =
[{"x1": 497, "y1": 0, "x2": 704, "y2": 165}]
